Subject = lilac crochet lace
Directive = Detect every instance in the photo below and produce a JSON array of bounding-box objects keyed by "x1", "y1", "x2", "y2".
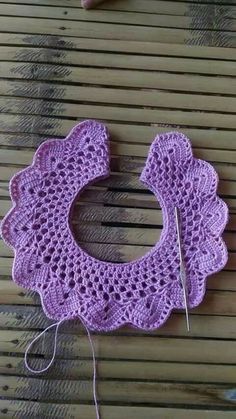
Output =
[{"x1": 1, "y1": 121, "x2": 228, "y2": 330}]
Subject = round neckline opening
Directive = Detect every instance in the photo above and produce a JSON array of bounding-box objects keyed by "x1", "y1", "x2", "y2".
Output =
[{"x1": 68, "y1": 180, "x2": 169, "y2": 268}]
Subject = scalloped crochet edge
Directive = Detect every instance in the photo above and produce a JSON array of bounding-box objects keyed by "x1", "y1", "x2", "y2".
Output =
[{"x1": 1, "y1": 128, "x2": 229, "y2": 330}]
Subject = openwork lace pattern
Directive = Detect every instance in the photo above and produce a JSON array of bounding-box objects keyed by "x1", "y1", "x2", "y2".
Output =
[{"x1": 1, "y1": 121, "x2": 228, "y2": 330}]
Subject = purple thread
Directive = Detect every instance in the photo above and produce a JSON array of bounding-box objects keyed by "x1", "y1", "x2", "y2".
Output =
[{"x1": 25, "y1": 316, "x2": 100, "y2": 419}]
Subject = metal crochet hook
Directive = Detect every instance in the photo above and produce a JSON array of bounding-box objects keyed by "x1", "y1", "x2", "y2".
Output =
[{"x1": 174, "y1": 207, "x2": 190, "y2": 332}]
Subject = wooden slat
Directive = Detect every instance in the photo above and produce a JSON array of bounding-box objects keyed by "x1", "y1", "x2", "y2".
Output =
[
  {"x1": 0, "y1": 10, "x2": 234, "y2": 47},
  {"x1": 1, "y1": 32, "x2": 236, "y2": 60},
  {"x1": 1, "y1": 130, "x2": 236, "y2": 167},
  {"x1": 2, "y1": 96, "x2": 236, "y2": 130},
  {"x1": 77, "y1": 189, "x2": 236, "y2": 214},
  {"x1": 1, "y1": 329, "x2": 236, "y2": 365},
  {"x1": 0, "y1": 0, "x2": 236, "y2": 415},
  {"x1": 0, "y1": 200, "x2": 12, "y2": 216},
  {"x1": 1, "y1": 126, "x2": 236, "y2": 151},
  {"x1": 1, "y1": 400, "x2": 235, "y2": 419},
  {"x1": 1, "y1": 62, "x2": 236, "y2": 94},
  {"x1": 1, "y1": 355, "x2": 236, "y2": 384},
  {"x1": 2, "y1": 46, "x2": 236, "y2": 76},
  {"x1": 0, "y1": 16, "x2": 196, "y2": 44},
  {"x1": 2, "y1": 0, "x2": 236, "y2": 17},
  {"x1": 0, "y1": 280, "x2": 34, "y2": 305},
  {"x1": 3, "y1": 80, "x2": 236, "y2": 116},
  {"x1": 2, "y1": 3, "x2": 235, "y2": 32},
  {"x1": 79, "y1": 227, "x2": 236, "y2": 252},
  {"x1": 0, "y1": 374, "x2": 235, "y2": 407}
]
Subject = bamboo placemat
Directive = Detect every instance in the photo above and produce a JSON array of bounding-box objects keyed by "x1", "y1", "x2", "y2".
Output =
[{"x1": 0, "y1": 1, "x2": 236, "y2": 418}]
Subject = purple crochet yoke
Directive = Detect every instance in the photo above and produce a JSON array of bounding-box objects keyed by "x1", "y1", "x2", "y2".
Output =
[{"x1": 1, "y1": 121, "x2": 228, "y2": 330}]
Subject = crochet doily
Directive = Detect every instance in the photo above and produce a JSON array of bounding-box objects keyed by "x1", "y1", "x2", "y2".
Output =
[{"x1": 1, "y1": 121, "x2": 228, "y2": 330}]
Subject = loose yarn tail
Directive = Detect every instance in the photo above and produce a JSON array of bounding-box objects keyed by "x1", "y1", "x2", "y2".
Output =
[
  {"x1": 80, "y1": 317, "x2": 100, "y2": 419},
  {"x1": 24, "y1": 319, "x2": 64, "y2": 374},
  {"x1": 24, "y1": 317, "x2": 100, "y2": 419}
]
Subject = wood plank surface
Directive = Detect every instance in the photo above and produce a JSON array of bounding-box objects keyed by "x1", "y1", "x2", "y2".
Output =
[
  {"x1": 0, "y1": 1, "x2": 236, "y2": 418},
  {"x1": 0, "y1": 400, "x2": 236, "y2": 419}
]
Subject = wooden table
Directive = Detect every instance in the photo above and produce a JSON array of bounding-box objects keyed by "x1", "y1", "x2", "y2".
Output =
[{"x1": 0, "y1": 1, "x2": 236, "y2": 418}]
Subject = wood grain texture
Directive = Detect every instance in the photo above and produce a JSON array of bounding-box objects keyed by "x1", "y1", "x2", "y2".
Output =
[
  {"x1": 1, "y1": 32, "x2": 236, "y2": 59},
  {"x1": 2, "y1": 46, "x2": 236, "y2": 76},
  {"x1": 1, "y1": 354, "x2": 236, "y2": 383},
  {"x1": 2, "y1": 0, "x2": 236, "y2": 15},
  {"x1": 1, "y1": 329, "x2": 236, "y2": 365},
  {"x1": 2, "y1": 80, "x2": 236, "y2": 116},
  {"x1": 0, "y1": 3, "x2": 235, "y2": 47},
  {"x1": 2, "y1": 61, "x2": 236, "y2": 94},
  {"x1": 0, "y1": 3, "x2": 235, "y2": 32},
  {"x1": 2, "y1": 96, "x2": 236, "y2": 130},
  {"x1": 1, "y1": 400, "x2": 236, "y2": 419},
  {"x1": 0, "y1": 0, "x2": 236, "y2": 417},
  {"x1": 0, "y1": 4, "x2": 234, "y2": 33},
  {"x1": 1, "y1": 374, "x2": 236, "y2": 407}
]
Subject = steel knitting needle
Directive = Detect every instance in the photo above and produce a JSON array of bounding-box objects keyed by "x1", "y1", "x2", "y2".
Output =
[{"x1": 174, "y1": 207, "x2": 190, "y2": 332}]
